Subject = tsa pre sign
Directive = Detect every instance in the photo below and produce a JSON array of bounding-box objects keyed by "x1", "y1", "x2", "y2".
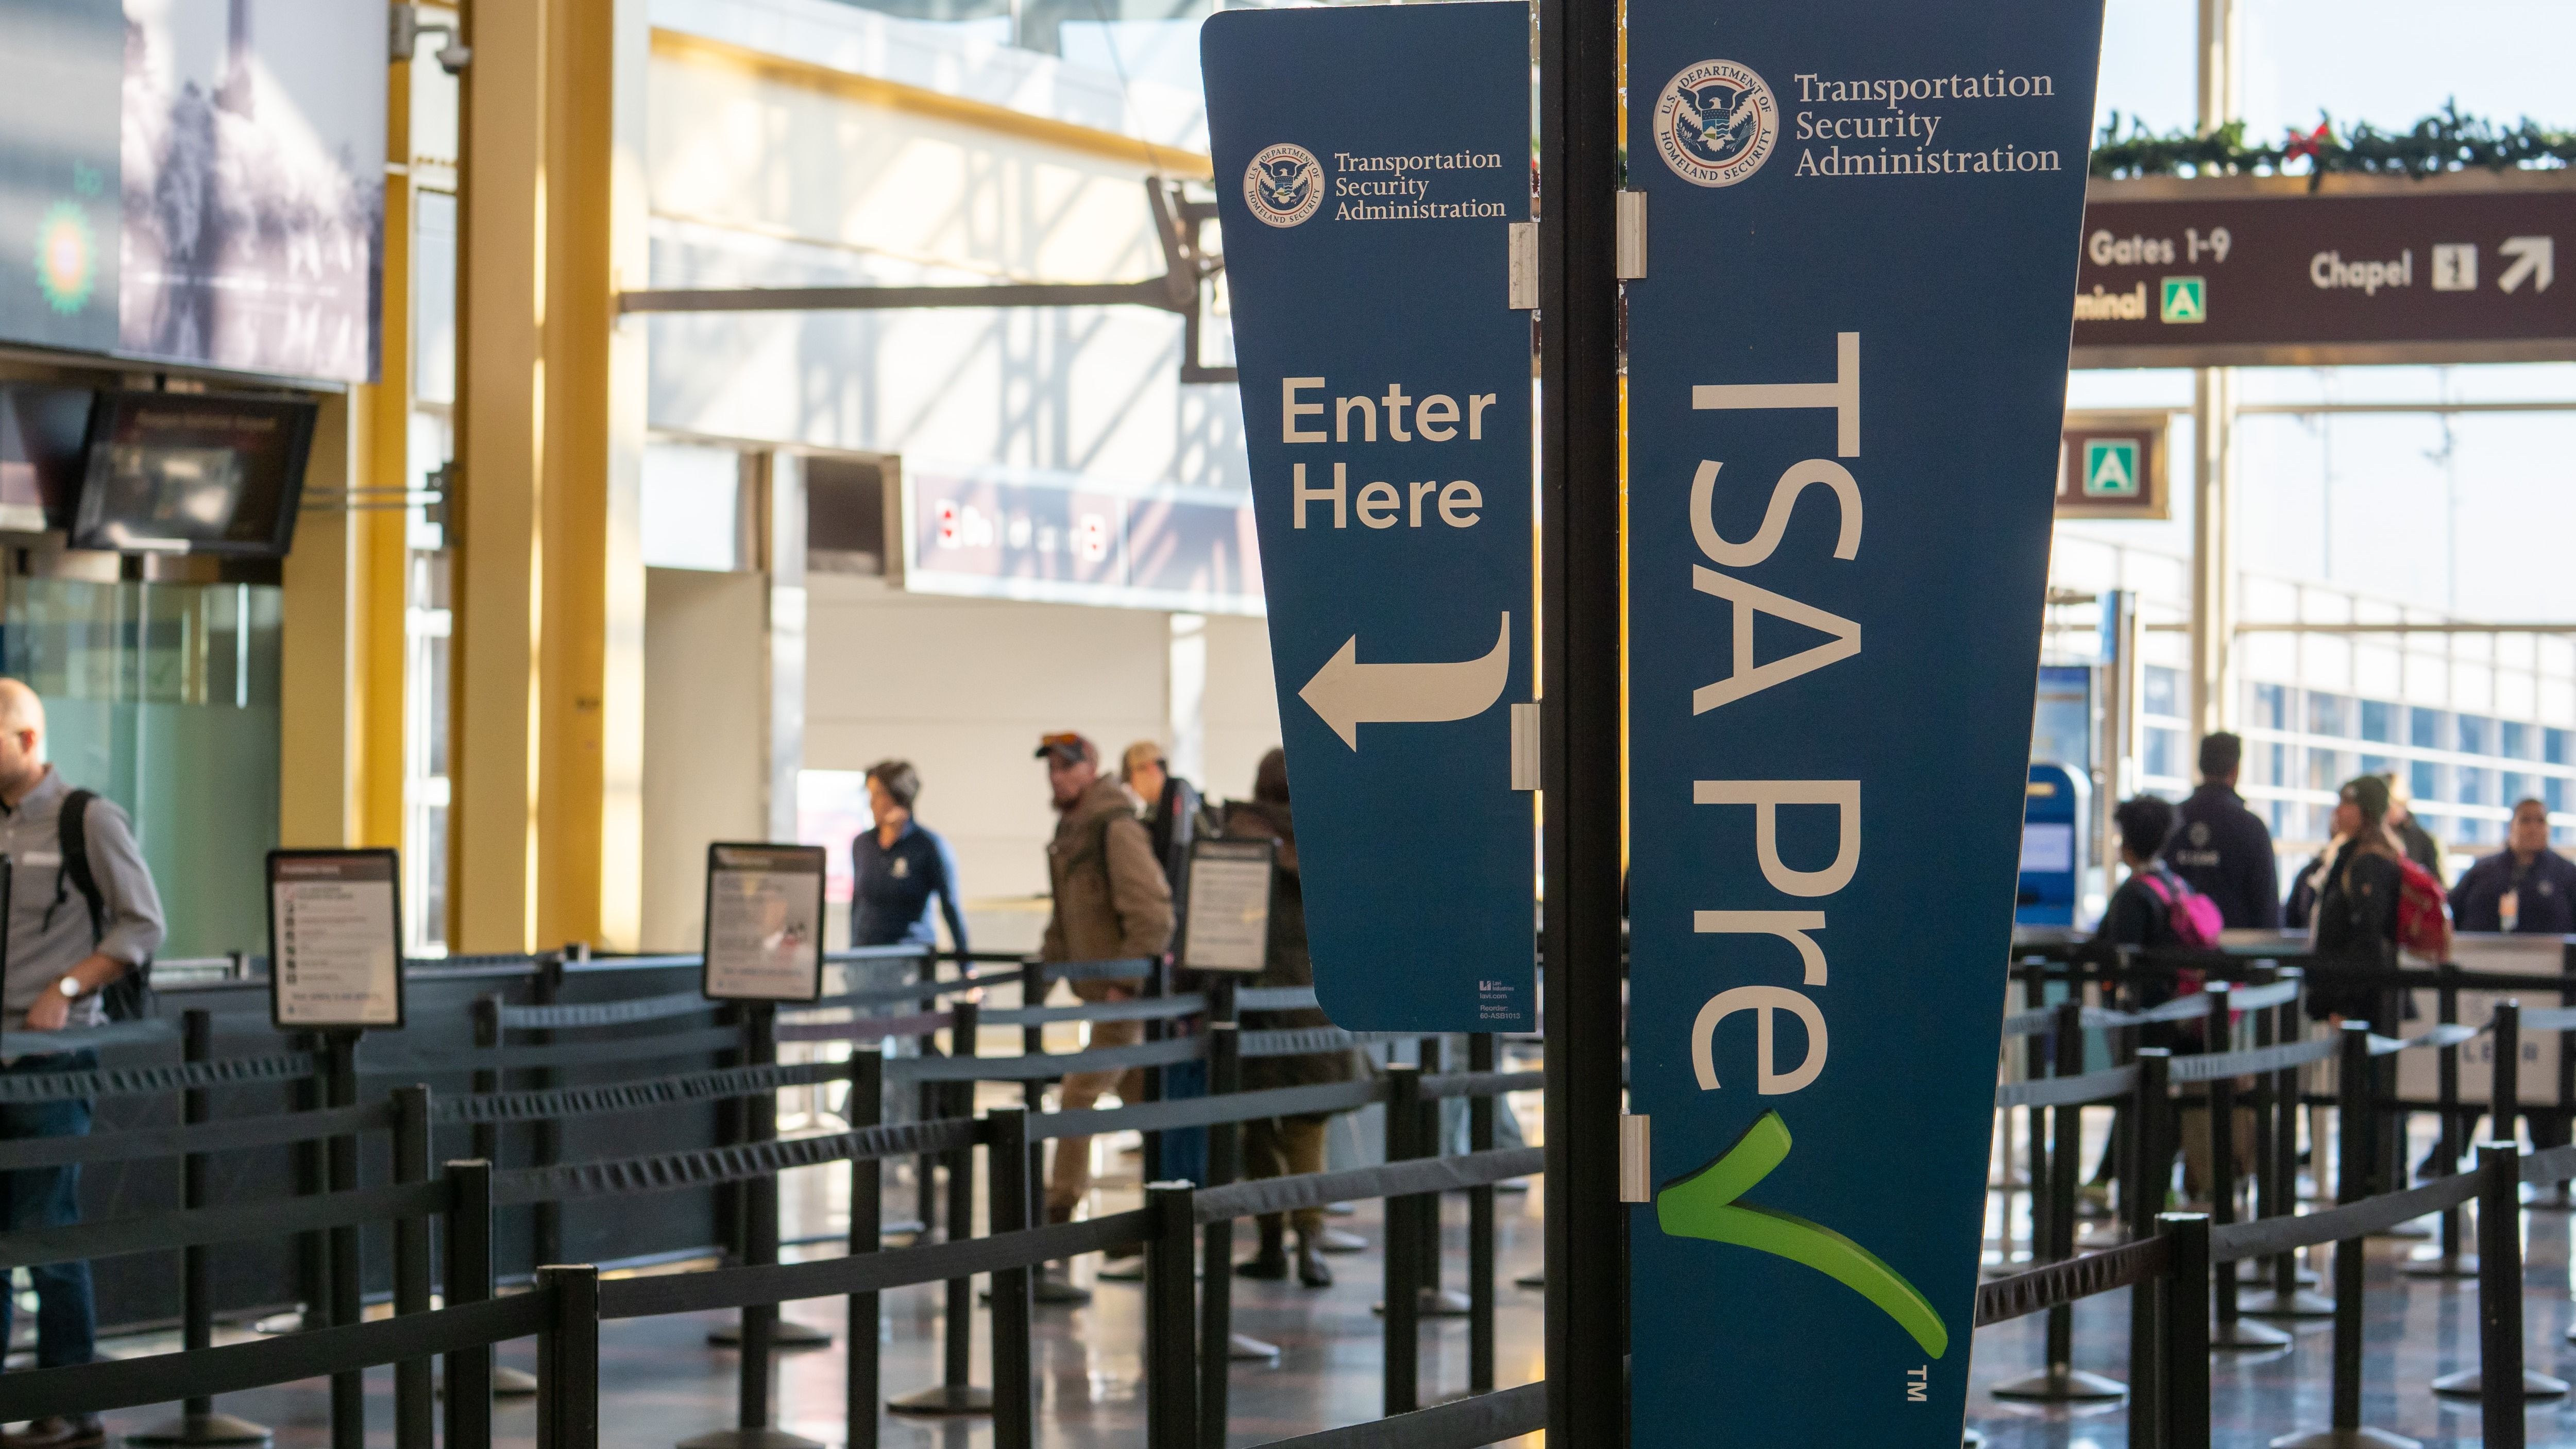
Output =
[
  {"x1": 1202, "y1": 2, "x2": 1533, "y2": 1031},
  {"x1": 1624, "y1": 3, "x2": 2102, "y2": 1443}
]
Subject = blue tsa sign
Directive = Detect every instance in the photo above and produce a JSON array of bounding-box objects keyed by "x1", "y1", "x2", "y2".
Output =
[
  {"x1": 1203, "y1": 2, "x2": 1534, "y2": 1031},
  {"x1": 1623, "y1": 2, "x2": 2103, "y2": 1444}
]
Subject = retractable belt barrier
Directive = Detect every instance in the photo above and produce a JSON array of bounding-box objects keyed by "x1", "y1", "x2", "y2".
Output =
[{"x1": 0, "y1": 1049, "x2": 319, "y2": 1103}]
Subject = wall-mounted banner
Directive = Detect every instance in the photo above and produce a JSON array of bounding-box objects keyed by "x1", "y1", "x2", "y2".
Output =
[
  {"x1": 1624, "y1": 3, "x2": 2103, "y2": 1442},
  {"x1": 268, "y1": 849, "x2": 405, "y2": 1030},
  {"x1": 702, "y1": 843, "x2": 827, "y2": 1003},
  {"x1": 1202, "y1": 2, "x2": 1534, "y2": 1031}
]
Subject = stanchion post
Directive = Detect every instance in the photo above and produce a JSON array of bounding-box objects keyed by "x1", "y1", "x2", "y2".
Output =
[
  {"x1": 1384, "y1": 1063, "x2": 1423, "y2": 1417},
  {"x1": 1415, "y1": 1035, "x2": 1446, "y2": 1313},
  {"x1": 846, "y1": 1052, "x2": 883, "y2": 1449},
  {"x1": 2480, "y1": 1141, "x2": 2530, "y2": 1446},
  {"x1": 470, "y1": 995, "x2": 504, "y2": 1167},
  {"x1": 2440, "y1": 975, "x2": 2465, "y2": 1254},
  {"x1": 534, "y1": 1264, "x2": 602, "y2": 1449},
  {"x1": 914, "y1": 953, "x2": 941, "y2": 1237},
  {"x1": 2557, "y1": 978, "x2": 2576, "y2": 1207},
  {"x1": 988, "y1": 1106, "x2": 1036, "y2": 1449},
  {"x1": 533, "y1": 956, "x2": 566, "y2": 1271},
  {"x1": 2047, "y1": 998, "x2": 2082, "y2": 1352},
  {"x1": 129, "y1": 1011, "x2": 274, "y2": 1447},
  {"x1": 2023, "y1": 968, "x2": 2051, "y2": 1264},
  {"x1": 2330, "y1": 1023, "x2": 2375, "y2": 1438},
  {"x1": 393, "y1": 1085, "x2": 436, "y2": 1449},
  {"x1": 323, "y1": 1031, "x2": 364, "y2": 1449},
  {"x1": 2201, "y1": 985, "x2": 2283, "y2": 1348},
  {"x1": 1196, "y1": 984, "x2": 1242, "y2": 1449},
  {"x1": 890, "y1": 999, "x2": 990, "y2": 1416},
  {"x1": 294, "y1": 1034, "x2": 328, "y2": 1333},
  {"x1": 2267, "y1": 971, "x2": 2313, "y2": 1305},
  {"x1": 2495, "y1": 1000, "x2": 2523, "y2": 1152},
  {"x1": 2157, "y1": 1213, "x2": 2212, "y2": 1449},
  {"x1": 2126, "y1": 1048, "x2": 2172, "y2": 1449},
  {"x1": 1469, "y1": 1033, "x2": 1497, "y2": 1394},
  {"x1": 1140, "y1": 958, "x2": 1168, "y2": 1183},
  {"x1": 444, "y1": 1160, "x2": 496, "y2": 1449},
  {"x1": 1143, "y1": 1182, "x2": 1200, "y2": 1449}
]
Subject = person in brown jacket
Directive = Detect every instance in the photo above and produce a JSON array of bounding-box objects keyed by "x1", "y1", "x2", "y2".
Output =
[
  {"x1": 1033, "y1": 731, "x2": 1174, "y2": 1301},
  {"x1": 1225, "y1": 747, "x2": 1363, "y2": 1288}
]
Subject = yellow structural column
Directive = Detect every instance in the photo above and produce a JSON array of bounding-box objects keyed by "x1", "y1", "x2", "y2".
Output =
[
  {"x1": 453, "y1": 0, "x2": 647, "y2": 952},
  {"x1": 453, "y1": 0, "x2": 548, "y2": 951},
  {"x1": 539, "y1": 0, "x2": 649, "y2": 951},
  {"x1": 278, "y1": 52, "x2": 409, "y2": 853}
]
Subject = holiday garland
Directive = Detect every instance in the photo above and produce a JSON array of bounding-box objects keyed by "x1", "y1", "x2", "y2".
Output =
[{"x1": 2090, "y1": 103, "x2": 2576, "y2": 185}]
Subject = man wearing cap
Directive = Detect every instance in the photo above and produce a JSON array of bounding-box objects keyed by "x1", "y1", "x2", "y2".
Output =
[{"x1": 1032, "y1": 732, "x2": 1173, "y2": 1303}]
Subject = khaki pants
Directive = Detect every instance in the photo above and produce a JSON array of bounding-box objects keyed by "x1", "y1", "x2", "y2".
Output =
[
  {"x1": 2178, "y1": 1081, "x2": 2257, "y2": 1202},
  {"x1": 1045, "y1": 1017, "x2": 1145, "y2": 1215},
  {"x1": 1244, "y1": 1114, "x2": 1329, "y2": 1236}
]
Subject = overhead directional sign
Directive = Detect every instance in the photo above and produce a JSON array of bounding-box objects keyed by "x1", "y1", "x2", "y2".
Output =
[
  {"x1": 2056, "y1": 410, "x2": 2170, "y2": 519},
  {"x1": 2072, "y1": 173, "x2": 2576, "y2": 367},
  {"x1": 1202, "y1": 1, "x2": 1534, "y2": 1031},
  {"x1": 1624, "y1": 1, "x2": 2103, "y2": 1443}
]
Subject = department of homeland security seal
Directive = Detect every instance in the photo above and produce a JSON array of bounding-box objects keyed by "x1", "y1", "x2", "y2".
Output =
[
  {"x1": 1654, "y1": 60, "x2": 1778, "y2": 187},
  {"x1": 1244, "y1": 143, "x2": 1325, "y2": 227}
]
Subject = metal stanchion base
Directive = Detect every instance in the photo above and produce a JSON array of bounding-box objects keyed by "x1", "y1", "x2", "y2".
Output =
[
  {"x1": 1095, "y1": 1254, "x2": 1146, "y2": 1282},
  {"x1": 2240, "y1": 1288, "x2": 2338, "y2": 1319},
  {"x1": 1989, "y1": 1367, "x2": 2126, "y2": 1402},
  {"x1": 676, "y1": 1429, "x2": 827, "y2": 1449},
  {"x1": 2269, "y1": 1427, "x2": 2420, "y2": 1449},
  {"x1": 2240, "y1": 1260, "x2": 2321, "y2": 1287},
  {"x1": 1515, "y1": 1270, "x2": 1546, "y2": 1289},
  {"x1": 2430, "y1": 1367, "x2": 2571, "y2": 1399},
  {"x1": 123, "y1": 1412, "x2": 274, "y2": 1446},
  {"x1": 2400, "y1": 1251, "x2": 2480, "y2": 1279},
  {"x1": 1324, "y1": 1202, "x2": 1357, "y2": 1217},
  {"x1": 2211, "y1": 1317, "x2": 2293, "y2": 1350},
  {"x1": 1231, "y1": 1333, "x2": 1281, "y2": 1361},
  {"x1": 1317, "y1": 1227, "x2": 1368, "y2": 1253},
  {"x1": 2529, "y1": 1183, "x2": 2574, "y2": 1212},
  {"x1": 706, "y1": 1317, "x2": 833, "y2": 1348},
  {"x1": 2368, "y1": 1220, "x2": 2432, "y2": 1240},
  {"x1": 886, "y1": 1384, "x2": 993, "y2": 1417},
  {"x1": 495, "y1": 1366, "x2": 540, "y2": 1396}
]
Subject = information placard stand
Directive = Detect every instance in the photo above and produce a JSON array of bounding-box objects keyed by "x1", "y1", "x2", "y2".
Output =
[
  {"x1": 1178, "y1": 838, "x2": 1275, "y2": 976},
  {"x1": 265, "y1": 848, "x2": 405, "y2": 1449},
  {"x1": 684, "y1": 844, "x2": 831, "y2": 1449}
]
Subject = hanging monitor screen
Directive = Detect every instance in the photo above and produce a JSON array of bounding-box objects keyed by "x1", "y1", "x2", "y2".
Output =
[{"x1": 71, "y1": 391, "x2": 315, "y2": 556}]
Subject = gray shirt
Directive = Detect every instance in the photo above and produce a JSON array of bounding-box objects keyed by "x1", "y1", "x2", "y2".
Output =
[{"x1": 0, "y1": 769, "x2": 166, "y2": 1031}]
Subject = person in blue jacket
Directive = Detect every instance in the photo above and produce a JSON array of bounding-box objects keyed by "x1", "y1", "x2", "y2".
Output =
[
  {"x1": 2451, "y1": 797, "x2": 2576, "y2": 935},
  {"x1": 850, "y1": 760, "x2": 969, "y2": 952},
  {"x1": 2162, "y1": 731, "x2": 2281, "y2": 929}
]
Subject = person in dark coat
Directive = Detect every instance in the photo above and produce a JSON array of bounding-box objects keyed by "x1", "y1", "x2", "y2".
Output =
[
  {"x1": 2450, "y1": 798, "x2": 2576, "y2": 935},
  {"x1": 1225, "y1": 748, "x2": 1362, "y2": 1288},
  {"x1": 2306, "y1": 775, "x2": 2406, "y2": 1026},
  {"x1": 849, "y1": 760, "x2": 969, "y2": 951},
  {"x1": 2163, "y1": 731, "x2": 2281, "y2": 929}
]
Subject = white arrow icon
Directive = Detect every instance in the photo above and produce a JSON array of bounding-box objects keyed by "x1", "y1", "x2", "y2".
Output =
[
  {"x1": 1300, "y1": 612, "x2": 1512, "y2": 750},
  {"x1": 2500, "y1": 235, "x2": 2554, "y2": 294}
]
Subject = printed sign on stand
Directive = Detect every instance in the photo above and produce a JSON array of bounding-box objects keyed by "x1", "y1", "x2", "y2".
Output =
[
  {"x1": 1622, "y1": 2, "x2": 2104, "y2": 1442},
  {"x1": 1202, "y1": 0, "x2": 1536, "y2": 1030},
  {"x1": 268, "y1": 849, "x2": 405, "y2": 1030},
  {"x1": 1180, "y1": 837, "x2": 1276, "y2": 974},
  {"x1": 702, "y1": 843, "x2": 827, "y2": 1003}
]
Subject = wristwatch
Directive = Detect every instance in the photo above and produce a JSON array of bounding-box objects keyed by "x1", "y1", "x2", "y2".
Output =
[{"x1": 56, "y1": 976, "x2": 79, "y2": 999}]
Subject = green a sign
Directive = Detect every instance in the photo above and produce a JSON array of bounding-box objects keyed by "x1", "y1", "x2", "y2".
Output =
[
  {"x1": 2081, "y1": 439, "x2": 2140, "y2": 498},
  {"x1": 2160, "y1": 275, "x2": 2206, "y2": 323}
]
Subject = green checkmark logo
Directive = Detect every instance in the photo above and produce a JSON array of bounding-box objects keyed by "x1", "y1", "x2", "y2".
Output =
[{"x1": 1654, "y1": 1111, "x2": 1949, "y2": 1358}]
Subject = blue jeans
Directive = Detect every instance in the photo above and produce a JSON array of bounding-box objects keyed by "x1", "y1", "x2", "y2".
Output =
[
  {"x1": 1158, "y1": 1058, "x2": 1209, "y2": 1188},
  {"x1": 2, "y1": 1052, "x2": 97, "y2": 1371}
]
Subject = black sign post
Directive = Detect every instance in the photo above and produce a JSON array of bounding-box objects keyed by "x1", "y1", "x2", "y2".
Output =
[{"x1": 265, "y1": 848, "x2": 404, "y2": 1449}]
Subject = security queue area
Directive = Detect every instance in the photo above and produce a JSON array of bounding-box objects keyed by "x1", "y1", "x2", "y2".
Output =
[{"x1": 7, "y1": 0, "x2": 2576, "y2": 1447}]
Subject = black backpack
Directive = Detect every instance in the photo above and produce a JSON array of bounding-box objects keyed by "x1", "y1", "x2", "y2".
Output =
[{"x1": 56, "y1": 788, "x2": 154, "y2": 1021}]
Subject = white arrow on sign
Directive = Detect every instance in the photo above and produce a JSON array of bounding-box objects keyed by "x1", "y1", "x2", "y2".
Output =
[
  {"x1": 2500, "y1": 235, "x2": 2554, "y2": 294},
  {"x1": 1300, "y1": 612, "x2": 1511, "y2": 750}
]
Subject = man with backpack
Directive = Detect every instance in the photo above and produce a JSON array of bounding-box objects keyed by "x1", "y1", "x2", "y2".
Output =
[
  {"x1": 0, "y1": 678, "x2": 164, "y2": 1446},
  {"x1": 1032, "y1": 731, "x2": 1173, "y2": 1304},
  {"x1": 2089, "y1": 796, "x2": 2226, "y2": 1205}
]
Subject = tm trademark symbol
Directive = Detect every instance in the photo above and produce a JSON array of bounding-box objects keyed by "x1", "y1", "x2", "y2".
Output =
[{"x1": 1904, "y1": 1365, "x2": 1928, "y2": 1403}]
